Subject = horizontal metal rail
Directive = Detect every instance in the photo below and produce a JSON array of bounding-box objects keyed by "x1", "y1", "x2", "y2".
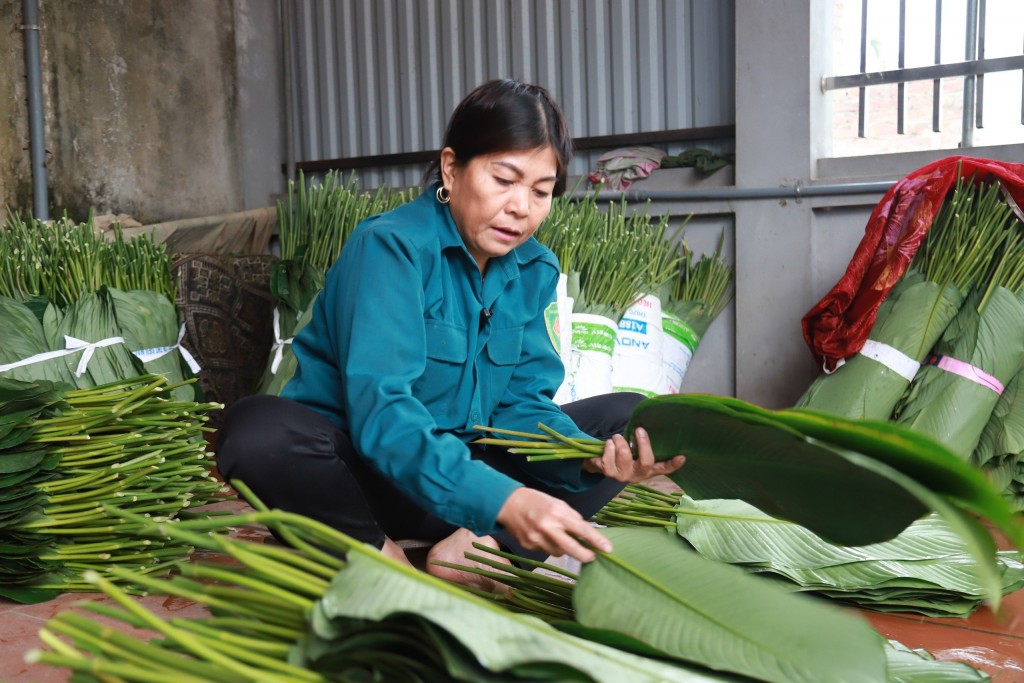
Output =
[
  {"x1": 586, "y1": 181, "x2": 895, "y2": 204},
  {"x1": 822, "y1": 55, "x2": 1024, "y2": 92},
  {"x1": 288, "y1": 125, "x2": 736, "y2": 174}
]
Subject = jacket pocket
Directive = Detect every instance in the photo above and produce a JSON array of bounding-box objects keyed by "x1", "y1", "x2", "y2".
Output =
[
  {"x1": 415, "y1": 320, "x2": 469, "y2": 428},
  {"x1": 424, "y1": 319, "x2": 468, "y2": 363},
  {"x1": 486, "y1": 326, "x2": 524, "y2": 403}
]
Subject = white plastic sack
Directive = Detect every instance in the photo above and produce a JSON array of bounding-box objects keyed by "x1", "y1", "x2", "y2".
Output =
[
  {"x1": 612, "y1": 294, "x2": 663, "y2": 397},
  {"x1": 564, "y1": 313, "x2": 617, "y2": 401},
  {"x1": 659, "y1": 313, "x2": 701, "y2": 394},
  {"x1": 553, "y1": 273, "x2": 575, "y2": 405}
]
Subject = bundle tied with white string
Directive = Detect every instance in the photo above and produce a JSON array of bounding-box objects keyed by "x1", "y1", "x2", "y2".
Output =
[
  {"x1": 0, "y1": 213, "x2": 198, "y2": 394},
  {"x1": 257, "y1": 172, "x2": 416, "y2": 395},
  {"x1": 0, "y1": 288, "x2": 202, "y2": 397}
]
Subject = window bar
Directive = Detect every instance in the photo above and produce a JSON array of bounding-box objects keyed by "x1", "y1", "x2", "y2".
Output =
[
  {"x1": 1021, "y1": 33, "x2": 1024, "y2": 125},
  {"x1": 858, "y1": 0, "x2": 869, "y2": 138},
  {"x1": 897, "y1": 0, "x2": 907, "y2": 134},
  {"x1": 932, "y1": 0, "x2": 942, "y2": 132},
  {"x1": 962, "y1": 0, "x2": 979, "y2": 147},
  {"x1": 976, "y1": 0, "x2": 986, "y2": 128}
]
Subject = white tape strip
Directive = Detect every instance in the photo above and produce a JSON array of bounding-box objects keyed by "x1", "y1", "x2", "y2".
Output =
[
  {"x1": 859, "y1": 339, "x2": 920, "y2": 382},
  {"x1": 0, "y1": 346, "x2": 83, "y2": 374}
]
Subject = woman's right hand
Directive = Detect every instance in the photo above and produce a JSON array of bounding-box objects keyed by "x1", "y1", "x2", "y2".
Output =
[{"x1": 496, "y1": 487, "x2": 613, "y2": 563}]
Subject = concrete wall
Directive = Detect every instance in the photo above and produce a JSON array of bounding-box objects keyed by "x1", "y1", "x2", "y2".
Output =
[
  {"x1": 1, "y1": 1, "x2": 33, "y2": 209},
  {"x1": 1, "y1": 0, "x2": 284, "y2": 223}
]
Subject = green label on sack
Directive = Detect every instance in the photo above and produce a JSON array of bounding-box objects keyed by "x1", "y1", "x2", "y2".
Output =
[
  {"x1": 663, "y1": 317, "x2": 700, "y2": 353},
  {"x1": 572, "y1": 320, "x2": 616, "y2": 355},
  {"x1": 544, "y1": 301, "x2": 561, "y2": 354}
]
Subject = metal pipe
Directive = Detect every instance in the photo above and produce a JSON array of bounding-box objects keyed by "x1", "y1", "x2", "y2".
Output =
[
  {"x1": 962, "y1": 0, "x2": 979, "y2": 148},
  {"x1": 21, "y1": 0, "x2": 48, "y2": 220},
  {"x1": 587, "y1": 181, "x2": 895, "y2": 204},
  {"x1": 280, "y1": 0, "x2": 296, "y2": 183},
  {"x1": 857, "y1": 0, "x2": 869, "y2": 138},
  {"x1": 932, "y1": 0, "x2": 942, "y2": 132},
  {"x1": 976, "y1": 0, "x2": 987, "y2": 129},
  {"x1": 897, "y1": 0, "x2": 907, "y2": 134}
]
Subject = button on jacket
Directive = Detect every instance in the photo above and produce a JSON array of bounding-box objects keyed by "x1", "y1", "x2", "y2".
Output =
[{"x1": 282, "y1": 185, "x2": 598, "y2": 534}]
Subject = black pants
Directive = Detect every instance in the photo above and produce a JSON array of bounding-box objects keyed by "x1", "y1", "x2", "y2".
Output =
[{"x1": 214, "y1": 392, "x2": 644, "y2": 560}]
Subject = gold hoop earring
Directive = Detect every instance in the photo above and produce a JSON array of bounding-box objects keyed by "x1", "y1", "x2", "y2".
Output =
[{"x1": 436, "y1": 185, "x2": 451, "y2": 204}]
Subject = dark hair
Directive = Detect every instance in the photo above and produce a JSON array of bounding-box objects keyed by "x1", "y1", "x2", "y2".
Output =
[{"x1": 426, "y1": 79, "x2": 573, "y2": 196}]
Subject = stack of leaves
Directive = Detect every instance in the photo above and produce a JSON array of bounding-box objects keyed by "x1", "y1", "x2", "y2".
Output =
[
  {"x1": 259, "y1": 171, "x2": 415, "y2": 394},
  {"x1": 974, "y1": 371, "x2": 1024, "y2": 510},
  {"x1": 0, "y1": 288, "x2": 198, "y2": 402},
  {"x1": 27, "y1": 491, "x2": 990, "y2": 683},
  {"x1": 0, "y1": 373, "x2": 226, "y2": 603},
  {"x1": 458, "y1": 541, "x2": 991, "y2": 682},
  {"x1": 28, "y1": 494, "x2": 730, "y2": 683},
  {"x1": 659, "y1": 231, "x2": 734, "y2": 393},
  {"x1": 796, "y1": 174, "x2": 1010, "y2": 420},
  {"x1": 477, "y1": 392, "x2": 1024, "y2": 610},
  {"x1": 893, "y1": 187, "x2": 1024, "y2": 459},
  {"x1": 43, "y1": 289, "x2": 149, "y2": 390},
  {"x1": 595, "y1": 487, "x2": 1024, "y2": 617}
]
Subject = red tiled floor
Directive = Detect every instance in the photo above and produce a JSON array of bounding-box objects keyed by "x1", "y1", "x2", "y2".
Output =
[{"x1": 862, "y1": 586, "x2": 1024, "y2": 681}]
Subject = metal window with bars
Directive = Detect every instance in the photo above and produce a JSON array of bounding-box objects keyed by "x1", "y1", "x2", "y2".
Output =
[{"x1": 822, "y1": 0, "x2": 1024, "y2": 148}]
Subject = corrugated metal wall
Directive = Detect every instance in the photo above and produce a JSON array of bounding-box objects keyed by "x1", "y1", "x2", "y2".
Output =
[{"x1": 287, "y1": 0, "x2": 735, "y2": 188}]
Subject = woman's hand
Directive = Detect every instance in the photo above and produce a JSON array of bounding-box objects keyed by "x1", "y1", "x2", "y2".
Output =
[
  {"x1": 496, "y1": 487, "x2": 612, "y2": 563},
  {"x1": 582, "y1": 427, "x2": 685, "y2": 482}
]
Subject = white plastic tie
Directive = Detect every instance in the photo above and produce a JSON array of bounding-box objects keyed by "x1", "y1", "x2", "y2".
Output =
[
  {"x1": 132, "y1": 324, "x2": 202, "y2": 374},
  {"x1": 270, "y1": 307, "x2": 295, "y2": 374},
  {"x1": 63, "y1": 335, "x2": 126, "y2": 377},
  {"x1": 859, "y1": 339, "x2": 920, "y2": 382}
]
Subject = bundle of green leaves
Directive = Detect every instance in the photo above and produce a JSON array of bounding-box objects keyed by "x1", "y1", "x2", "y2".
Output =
[
  {"x1": 661, "y1": 231, "x2": 734, "y2": 343},
  {"x1": 259, "y1": 172, "x2": 416, "y2": 394},
  {"x1": 0, "y1": 213, "x2": 195, "y2": 399},
  {"x1": 0, "y1": 374, "x2": 226, "y2": 603},
  {"x1": 893, "y1": 224, "x2": 1024, "y2": 458},
  {"x1": 796, "y1": 175, "x2": 1012, "y2": 420},
  {"x1": 658, "y1": 232, "x2": 734, "y2": 393},
  {"x1": 539, "y1": 190, "x2": 678, "y2": 321},
  {"x1": 540, "y1": 189, "x2": 699, "y2": 399},
  {"x1": 0, "y1": 289, "x2": 197, "y2": 402}
]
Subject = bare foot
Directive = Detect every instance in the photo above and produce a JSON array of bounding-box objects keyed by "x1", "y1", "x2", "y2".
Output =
[
  {"x1": 425, "y1": 529, "x2": 512, "y2": 593},
  {"x1": 381, "y1": 537, "x2": 414, "y2": 567}
]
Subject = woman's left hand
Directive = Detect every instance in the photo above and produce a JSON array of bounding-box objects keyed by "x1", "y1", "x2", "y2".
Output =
[{"x1": 582, "y1": 427, "x2": 685, "y2": 482}]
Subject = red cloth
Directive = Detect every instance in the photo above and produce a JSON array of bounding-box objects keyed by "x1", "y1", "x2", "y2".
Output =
[{"x1": 802, "y1": 156, "x2": 1024, "y2": 372}]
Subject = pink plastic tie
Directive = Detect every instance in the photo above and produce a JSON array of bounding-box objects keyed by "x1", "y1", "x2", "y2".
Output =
[{"x1": 925, "y1": 355, "x2": 1004, "y2": 395}]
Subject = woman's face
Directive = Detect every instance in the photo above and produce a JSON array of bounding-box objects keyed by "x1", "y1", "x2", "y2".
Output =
[{"x1": 440, "y1": 145, "x2": 558, "y2": 273}]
